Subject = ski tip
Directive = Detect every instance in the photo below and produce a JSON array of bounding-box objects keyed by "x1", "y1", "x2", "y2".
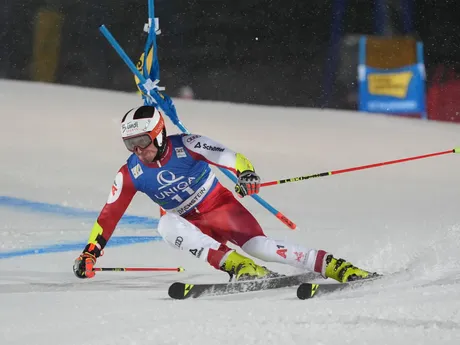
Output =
[
  {"x1": 296, "y1": 283, "x2": 318, "y2": 300},
  {"x1": 168, "y1": 282, "x2": 194, "y2": 300},
  {"x1": 168, "y1": 282, "x2": 186, "y2": 299}
]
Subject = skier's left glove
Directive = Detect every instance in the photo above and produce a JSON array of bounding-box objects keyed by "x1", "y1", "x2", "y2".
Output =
[{"x1": 235, "y1": 170, "x2": 261, "y2": 197}]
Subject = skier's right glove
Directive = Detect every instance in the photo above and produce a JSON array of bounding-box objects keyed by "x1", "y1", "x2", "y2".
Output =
[{"x1": 73, "y1": 243, "x2": 102, "y2": 279}]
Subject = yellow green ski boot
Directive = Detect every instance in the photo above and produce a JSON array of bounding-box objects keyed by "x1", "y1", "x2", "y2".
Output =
[
  {"x1": 221, "y1": 251, "x2": 276, "y2": 281},
  {"x1": 324, "y1": 254, "x2": 377, "y2": 283}
]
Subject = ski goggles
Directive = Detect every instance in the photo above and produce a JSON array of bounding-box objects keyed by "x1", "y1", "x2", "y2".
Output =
[{"x1": 123, "y1": 134, "x2": 153, "y2": 152}]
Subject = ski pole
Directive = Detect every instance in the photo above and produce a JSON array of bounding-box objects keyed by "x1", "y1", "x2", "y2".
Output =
[
  {"x1": 261, "y1": 148, "x2": 460, "y2": 187},
  {"x1": 93, "y1": 267, "x2": 185, "y2": 272}
]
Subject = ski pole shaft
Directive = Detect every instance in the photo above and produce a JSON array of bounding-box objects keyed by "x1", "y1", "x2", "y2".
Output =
[
  {"x1": 93, "y1": 267, "x2": 185, "y2": 272},
  {"x1": 261, "y1": 148, "x2": 460, "y2": 187}
]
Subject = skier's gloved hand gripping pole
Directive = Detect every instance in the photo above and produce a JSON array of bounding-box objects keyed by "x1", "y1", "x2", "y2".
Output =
[
  {"x1": 98, "y1": 2, "x2": 296, "y2": 230},
  {"x1": 260, "y1": 148, "x2": 460, "y2": 188}
]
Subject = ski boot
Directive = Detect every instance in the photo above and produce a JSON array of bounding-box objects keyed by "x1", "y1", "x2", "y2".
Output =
[
  {"x1": 221, "y1": 251, "x2": 279, "y2": 281},
  {"x1": 324, "y1": 254, "x2": 378, "y2": 283}
]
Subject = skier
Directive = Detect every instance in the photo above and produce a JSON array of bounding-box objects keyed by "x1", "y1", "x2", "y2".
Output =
[{"x1": 73, "y1": 105, "x2": 376, "y2": 282}]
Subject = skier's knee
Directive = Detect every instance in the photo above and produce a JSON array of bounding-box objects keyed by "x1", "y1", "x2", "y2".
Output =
[
  {"x1": 241, "y1": 235, "x2": 269, "y2": 259},
  {"x1": 157, "y1": 212, "x2": 191, "y2": 248}
]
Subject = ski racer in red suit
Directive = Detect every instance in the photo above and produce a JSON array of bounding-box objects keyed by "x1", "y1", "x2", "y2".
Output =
[{"x1": 73, "y1": 105, "x2": 376, "y2": 282}]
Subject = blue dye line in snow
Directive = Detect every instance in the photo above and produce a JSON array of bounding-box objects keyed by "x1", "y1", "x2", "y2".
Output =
[
  {"x1": 0, "y1": 196, "x2": 159, "y2": 227},
  {"x1": 0, "y1": 236, "x2": 163, "y2": 259},
  {"x1": 0, "y1": 196, "x2": 162, "y2": 259}
]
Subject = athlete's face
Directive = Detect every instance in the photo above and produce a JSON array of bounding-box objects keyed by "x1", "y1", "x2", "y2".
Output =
[{"x1": 134, "y1": 142, "x2": 158, "y2": 163}]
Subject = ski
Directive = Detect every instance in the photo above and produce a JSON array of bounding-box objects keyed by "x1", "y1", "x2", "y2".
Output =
[
  {"x1": 168, "y1": 273, "x2": 316, "y2": 299},
  {"x1": 297, "y1": 275, "x2": 383, "y2": 300}
]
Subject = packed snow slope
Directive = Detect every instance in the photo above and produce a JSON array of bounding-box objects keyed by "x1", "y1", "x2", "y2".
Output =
[{"x1": 1, "y1": 80, "x2": 460, "y2": 345}]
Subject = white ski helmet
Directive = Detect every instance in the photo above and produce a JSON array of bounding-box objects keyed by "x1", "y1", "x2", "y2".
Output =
[{"x1": 121, "y1": 106, "x2": 167, "y2": 156}]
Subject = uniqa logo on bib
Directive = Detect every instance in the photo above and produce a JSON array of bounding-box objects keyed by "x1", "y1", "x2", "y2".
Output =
[{"x1": 154, "y1": 170, "x2": 195, "y2": 203}]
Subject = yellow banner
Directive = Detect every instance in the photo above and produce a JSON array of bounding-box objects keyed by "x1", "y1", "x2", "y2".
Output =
[
  {"x1": 134, "y1": 48, "x2": 153, "y2": 93},
  {"x1": 368, "y1": 71, "x2": 413, "y2": 98},
  {"x1": 32, "y1": 9, "x2": 64, "y2": 82}
]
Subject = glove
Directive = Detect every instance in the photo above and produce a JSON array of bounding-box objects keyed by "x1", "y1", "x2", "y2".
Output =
[
  {"x1": 73, "y1": 243, "x2": 102, "y2": 279},
  {"x1": 235, "y1": 170, "x2": 261, "y2": 197}
]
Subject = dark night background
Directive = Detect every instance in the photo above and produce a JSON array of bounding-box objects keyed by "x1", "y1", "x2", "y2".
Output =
[{"x1": 1, "y1": 0, "x2": 459, "y2": 115}]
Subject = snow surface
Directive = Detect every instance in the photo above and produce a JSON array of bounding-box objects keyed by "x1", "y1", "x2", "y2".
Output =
[{"x1": 1, "y1": 79, "x2": 460, "y2": 345}]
